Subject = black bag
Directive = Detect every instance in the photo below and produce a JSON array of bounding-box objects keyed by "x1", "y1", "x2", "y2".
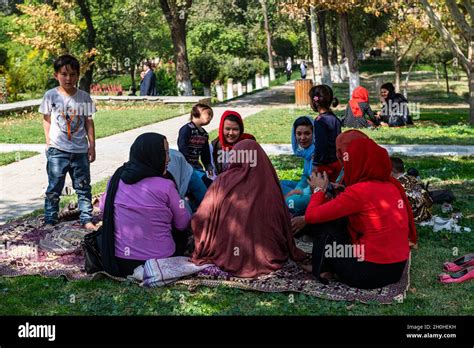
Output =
[
  {"x1": 429, "y1": 189, "x2": 456, "y2": 204},
  {"x1": 81, "y1": 227, "x2": 104, "y2": 274}
]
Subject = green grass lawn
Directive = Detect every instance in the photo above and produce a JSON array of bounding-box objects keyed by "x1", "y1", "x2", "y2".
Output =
[
  {"x1": 0, "y1": 155, "x2": 472, "y2": 315},
  {"x1": 0, "y1": 104, "x2": 190, "y2": 144},
  {"x1": 216, "y1": 107, "x2": 473, "y2": 145},
  {"x1": 0, "y1": 151, "x2": 38, "y2": 166}
]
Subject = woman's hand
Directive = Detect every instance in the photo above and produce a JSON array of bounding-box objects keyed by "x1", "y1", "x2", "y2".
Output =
[
  {"x1": 285, "y1": 189, "x2": 303, "y2": 198},
  {"x1": 307, "y1": 171, "x2": 328, "y2": 193},
  {"x1": 291, "y1": 216, "x2": 306, "y2": 234}
]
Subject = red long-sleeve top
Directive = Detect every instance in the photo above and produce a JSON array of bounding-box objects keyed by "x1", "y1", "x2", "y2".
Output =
[{"x1": 305, "y1": 181, "x2": 410, "y2": 264}]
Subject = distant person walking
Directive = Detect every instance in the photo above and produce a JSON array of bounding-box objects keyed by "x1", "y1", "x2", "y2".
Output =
[
  {"x1": 286, "y1": 57, "x2": 292, "y2": 81},
  {"x1": 139, "y1": 62, "x2": 157, "y2": 96},
  {"x1": 300, "y1": 61, "x2": 307, "y2": 79}
]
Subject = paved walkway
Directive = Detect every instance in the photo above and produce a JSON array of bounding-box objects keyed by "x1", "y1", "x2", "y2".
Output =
[
  {"x1": 2, "y1": 86, "x2": 297, "y2": 222},
  {"x1": 261, "y1": 144, "x2": 474, "y2": 157}
]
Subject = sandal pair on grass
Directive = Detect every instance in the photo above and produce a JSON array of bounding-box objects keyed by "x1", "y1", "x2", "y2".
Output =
[{"x1": 439, "y1": 253, "x2": 474, "y2": 284}]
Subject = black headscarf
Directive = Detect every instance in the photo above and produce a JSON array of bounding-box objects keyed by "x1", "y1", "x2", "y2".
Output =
[
  {"x1": 381, "y1": 82, "x2": 408, "y2": 103},
  {"x1": 100, "y1": 132, "x2": 168, "y2": 276}
]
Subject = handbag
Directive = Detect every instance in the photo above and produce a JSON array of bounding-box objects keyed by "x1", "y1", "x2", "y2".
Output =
[{"x1": 81, "y1": 226, "x2": 104, "y2": 274}]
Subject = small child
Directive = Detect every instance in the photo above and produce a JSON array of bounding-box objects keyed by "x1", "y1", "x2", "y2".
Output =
[
  {"x1": 177, "y1": 103, "x2": 214, "y2": 206},
  {"x1": 40, "y1": 54, "x2": 97, "y2": 230},
  {"x1": 308, "y1": 84, "x2": 342, "y2": 183},
  {"x1": 391, "y1": 157, "x2": 433, "y2": 223}
]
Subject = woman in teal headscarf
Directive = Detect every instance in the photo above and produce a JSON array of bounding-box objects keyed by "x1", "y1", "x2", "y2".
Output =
[{"x1": 280, "y1": 116, "x2": 314, "y2": 216}]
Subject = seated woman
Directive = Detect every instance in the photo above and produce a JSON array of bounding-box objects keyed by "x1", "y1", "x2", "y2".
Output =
[
  {"x1": 377, "y1": 82, "x2": 412, "y2": 127},
  {"x1": 301, "y1": 137, "x2": 417, "y2": 289},
  {"x1": 280, "y1": 116, "x2": 314, "y2": 216},
  {"x1": 210, "y1": 110, "x2": 255, "y2": 175},
  {"x1": 343, "y1": 86, "x2": 379, "y2": 128},
  {"x1": 167, "y1": 148, "x2": 208, "y2": 213},
  {"x1": 99, "y1": 133, "x2": 191, "y2": 277},
  {"x1": 191, "y1": 139, "x2": 306, "y2": 278},
  {"x1": 291, "y1": 129, "x2": 369, "y2": 234}
]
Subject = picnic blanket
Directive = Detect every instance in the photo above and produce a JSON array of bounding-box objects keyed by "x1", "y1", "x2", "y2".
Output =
[
  {"x1": 0, "y1": 215, "x2": 410, "y2": 304},
  {"x1": 132, "y1": 257, "x2": 213, "y2": 287}
]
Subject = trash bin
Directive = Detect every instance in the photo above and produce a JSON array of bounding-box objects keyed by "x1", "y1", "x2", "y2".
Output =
[{"x1": 295, "y1": 79, "x2": 313, "y2": 106}]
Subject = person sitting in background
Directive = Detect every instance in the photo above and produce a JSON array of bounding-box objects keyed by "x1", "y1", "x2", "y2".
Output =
[
  {"x1": 391, "y1": 157, "x2": 433, "y2": 223},
  {"x1": 343, "y1": 86, "x2": 379, "y2": 128},
  {"x1": 377, "y1": 83, "x2": 412, "y2": 127}
]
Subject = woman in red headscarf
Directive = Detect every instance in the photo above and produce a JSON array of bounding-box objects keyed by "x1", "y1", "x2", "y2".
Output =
[
  {"x1": 303, "y1": 137, "x2": 416, "y2": 289},
  {"x1": 210, "y1": 110, "x2": 256, "y2": 175},
  {"x1": 343, "y1": 86, "x2": 379, "y2": 128}
]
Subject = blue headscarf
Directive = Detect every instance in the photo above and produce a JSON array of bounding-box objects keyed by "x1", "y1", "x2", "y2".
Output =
[{"x1": 291, "y1": 116, "x2": 314, "y2": 179}]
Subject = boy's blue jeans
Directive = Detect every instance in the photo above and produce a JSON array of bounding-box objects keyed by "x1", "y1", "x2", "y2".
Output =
[{"x1": 45, "y1": 147, "x2": 93, "y2": 225}]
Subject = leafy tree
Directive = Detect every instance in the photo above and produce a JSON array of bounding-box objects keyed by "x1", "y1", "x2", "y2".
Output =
[
  {"x1": 190, "y1": 53, "x2": 219, "y2": 95},
  {"x1": 420, "y1": 0, "x2": 473, "y2": 124}
]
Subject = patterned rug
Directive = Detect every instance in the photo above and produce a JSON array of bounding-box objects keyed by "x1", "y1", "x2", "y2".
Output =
[{"x1": 0, "y1": 214, "x2": 410, "y2": 304}]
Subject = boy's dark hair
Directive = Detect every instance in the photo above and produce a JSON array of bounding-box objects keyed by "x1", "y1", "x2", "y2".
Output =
[
  {"x1": 407, "y1": 167, "x2": 419, "y2": 178},
  {"x1": 223, "y1": 114, "x2": 243, "y2": 132},
  {"x1": 309, "y1": 84, "x2": 339, "y2": 112},
  {"x1": 191, "y1": 103, "x2": 213, "y2": 120},
  {"x1": 53, "y1": 54, "x2": 80, "y2": 74},
  {"x1": 390, "y1": 157, "x2": 405, "y2": 174}
]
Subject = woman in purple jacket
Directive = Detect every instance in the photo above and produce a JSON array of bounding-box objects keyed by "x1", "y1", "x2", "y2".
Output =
[{"x1": 99, "y1": 133, "x2": 191, "y2": 277}]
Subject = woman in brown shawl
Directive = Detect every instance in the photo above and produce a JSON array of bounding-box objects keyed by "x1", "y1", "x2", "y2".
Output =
[{"x1": 191, "y1": 139, "x2": 306, "y2": 277}]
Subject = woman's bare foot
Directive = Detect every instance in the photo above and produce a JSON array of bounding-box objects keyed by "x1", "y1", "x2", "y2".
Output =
[
  {"x1": 319, "y1": 272, "x2": 334, "y2": 280},
  {"x1": 300, "y1": 263, "x2": 313, "y2": 273},
  {"x1": 83, "y1": 222, "x2": 97, "y2": 231}
]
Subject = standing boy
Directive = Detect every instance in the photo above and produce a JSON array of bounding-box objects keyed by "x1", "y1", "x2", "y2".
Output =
[{"x1": 40, "y1": 54, "x2": 97, "y2": 230}]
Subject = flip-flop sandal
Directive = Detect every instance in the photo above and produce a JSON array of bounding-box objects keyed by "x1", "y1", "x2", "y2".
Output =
[
  {"x1": 443, "y1": 253, "x2": 474, "y2": 272},
  {"x1": 439, "y1": 266, "x2": 474, "y2": 284}
]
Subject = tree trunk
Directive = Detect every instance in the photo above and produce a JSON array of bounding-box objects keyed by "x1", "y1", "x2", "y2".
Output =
[
  {"x1": 171, "y1": 20, "x2": 192, "y2": 95},
  {"x1": 469, "y1": 13, "x2": 474, "y2": 125},
  {"x1": 443, "y1": 61, "x2": 450, "y2": 94},
  {"x1": 260, "y1": 0, "x2": 275, "y2": 81},
  {"x1": 329, "y1": 14, "x2": 342, "y2": 83},
  {"x1": 305, "y1": 17, "x2": 312, "y2": 59},
  {"x1": 76, "y1": 0, "x2": 96, "y2": 93},
  {"x1": 338, "y1": 12, "x2": 359, "y2": 96},
  {"x1": 310, "y1": 6, "x2": 322, "y2": 84},
  {"x1": 160, "y1": 0, "x2": 193, "y2": 96},
  {"x1": 470, "y1": 69, "x2": 474, "y2": 125},
  {"x1": 404, "y1": 49, "x2": 424, "y2": 98},
  {"x1": 317, "y1": 11, "x2": 332, "y2": 86},
  {"x1": 394, "y1": 41, "x2": 401, "y2": 93}
]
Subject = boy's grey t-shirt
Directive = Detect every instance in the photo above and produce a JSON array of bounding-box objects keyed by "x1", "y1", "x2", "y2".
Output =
[{"x1": 39, "y1": 87, "x2": 96, "y2": 153}]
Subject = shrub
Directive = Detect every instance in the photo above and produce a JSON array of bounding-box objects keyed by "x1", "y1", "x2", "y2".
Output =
[{"x1": 190, "y1": 53, "x2": 219, "y2": 87}]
